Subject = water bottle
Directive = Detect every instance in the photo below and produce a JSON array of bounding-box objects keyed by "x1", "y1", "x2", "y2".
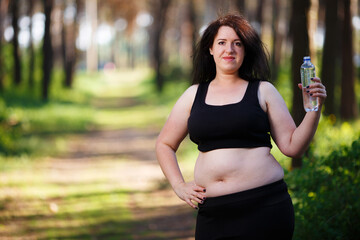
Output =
[{"x1": 300, "y1": 56, "x2": 318, "y2": 112}]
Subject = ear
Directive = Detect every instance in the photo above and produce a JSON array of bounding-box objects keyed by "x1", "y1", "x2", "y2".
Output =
[{"x1": 209, "y1": 48, "x2": 213, "y2": 55}]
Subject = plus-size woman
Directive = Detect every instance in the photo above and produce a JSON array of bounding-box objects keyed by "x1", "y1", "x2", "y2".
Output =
[{"x1": 155, "y1": 14, "x2": 326, "y2": 240}]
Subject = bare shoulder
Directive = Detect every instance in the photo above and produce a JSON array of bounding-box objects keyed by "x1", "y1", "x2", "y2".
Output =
[
  {"x1": 172, "y1": 84, "x2": 199, "y2": 113},
  {"x1": 183, "y1": 84, "x2": 199, "y2": 97},
  {"x1": 259, "y1": 81, "x2": 278, "y2": 95},
  {"x1": 177, "y1": 84, "x2": 199, "y2": 106},
  {"x1": 258, "y1": 81, "x2": 279, "y2": 112},
  {"x1": 258, "y1": 81, "x2": 284, "y2": 102}
]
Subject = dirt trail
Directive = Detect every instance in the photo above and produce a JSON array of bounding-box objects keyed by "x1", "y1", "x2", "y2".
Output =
[
  {"x1": 48, "y1": 126, "x2": 197, "y2": 239},
  {"x1": 1, "y1": 72, "x2": 197, "y2": 239}
]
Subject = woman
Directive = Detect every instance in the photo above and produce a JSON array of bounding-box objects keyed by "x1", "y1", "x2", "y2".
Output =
[{"x1": 155, "y1": 14, "x2": 326, "y2": 240}]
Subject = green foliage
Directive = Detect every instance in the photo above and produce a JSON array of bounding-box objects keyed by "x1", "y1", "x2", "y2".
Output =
[
  {"x1": 0, "y1": 98, "x2": 23, "y2": 155},
  {"x1": 287, "y1": 137, "x2": 360, "y2": 240},
  {"x1": 0, "y1": 69, "x2": 97, "y2": 156}
]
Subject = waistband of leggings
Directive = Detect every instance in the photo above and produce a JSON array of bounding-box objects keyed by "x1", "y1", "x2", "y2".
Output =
[{"x1": 199, "y1": 179, "x2": 289, "y2": 208}]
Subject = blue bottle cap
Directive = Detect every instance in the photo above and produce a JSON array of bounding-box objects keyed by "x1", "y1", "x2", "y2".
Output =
[{"x1": 303, "y1": 56, "x2": 311, "y2": 61}]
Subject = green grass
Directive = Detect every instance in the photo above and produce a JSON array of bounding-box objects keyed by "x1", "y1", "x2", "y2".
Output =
[{"x1": 0, "y1": 157, "x2": 133, "y2": 239}]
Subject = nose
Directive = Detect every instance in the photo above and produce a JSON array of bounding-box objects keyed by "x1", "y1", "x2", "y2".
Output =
[{"x1": 226, "y1": 43, "x2": 234, "y2": 53}]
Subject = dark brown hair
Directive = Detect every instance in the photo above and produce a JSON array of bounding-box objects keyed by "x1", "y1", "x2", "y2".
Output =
[{"x1": 192, "y1": 14, "x2": 270, "y2": 84}]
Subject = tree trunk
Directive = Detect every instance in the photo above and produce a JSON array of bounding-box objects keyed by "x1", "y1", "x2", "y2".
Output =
[
  {"x1": 290, "y1": 0, "x2": 311, "y2": 169},
  {"x1": 86, "y1": 0, "x2": 98, "y2": 72},
  {"x1": 28, "y1": 0, "x2": 35, "y2": 89},
  {"x1": 42, "y1": 0, "x2": 54, "y2": 101},
  {"x1": 256, "y1": 0, "x2": 264, "y2": 38},
  {"x1": 322, "y1": 0, "x2": 339, "y2": 116},
  {"x1": 11, "y1": 0, "x2": 21, "y2": 85},
  {"x1": 235, "y1": 0, "x2": 246, "y2": 17},
  {"x1": 270, "y1": 0, "x2": 283, "y2": 82},
  {"x1": 149, "y1": 0, "x2": 171, "y2": 92},
  {"x1": 340, "y1": 0, "x2": 358, "y2": 119},
  {"x1": 308, "y1": 0, "x2": 319, "y2": 64},
  {"x1": 61, "y1": 0, "x2": 79, "y2": 88},
  {"x1": 180, "y1": 0, "x2": 196, "y2": 72},
  {"x1": 0, "y1": 0, "x2": 9, "y2": 91}
]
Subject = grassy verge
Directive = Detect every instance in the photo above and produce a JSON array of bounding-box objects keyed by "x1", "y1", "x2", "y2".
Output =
[{"x1": 0, "y1": 156, "x2": 134, "y2": 239}]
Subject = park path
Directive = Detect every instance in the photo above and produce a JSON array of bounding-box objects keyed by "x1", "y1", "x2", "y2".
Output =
[
  {"x1": 0, "y1": 72, "x2": 197, "y2": 239},
  {"x1": 56, "y1": 127, "x2": 196, "y2": 239}
]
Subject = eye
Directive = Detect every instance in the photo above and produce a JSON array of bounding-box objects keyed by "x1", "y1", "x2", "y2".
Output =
[
  {"x1": 218, "y1": 41, "x2": 225, "y2": 45},
  {"x1": 235, "y1": 42, "x2": 242, "y2": 47}
]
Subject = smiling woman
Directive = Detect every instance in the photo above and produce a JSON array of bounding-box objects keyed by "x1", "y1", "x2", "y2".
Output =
[
  {"x1": 209, "y1": 26, "x2": 245, "y2": 76},
  {"x1": 156, "y1": 13, "x2": 327, "y2": 240}
]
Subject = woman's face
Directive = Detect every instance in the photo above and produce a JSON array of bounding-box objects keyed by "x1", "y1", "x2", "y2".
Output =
[{"x1": 209, "y1": 26, "x2": 245, "y2": 76}]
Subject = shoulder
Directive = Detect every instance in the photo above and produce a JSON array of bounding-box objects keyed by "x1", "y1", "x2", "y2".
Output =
[
  {"x1": 257, "y1": 81, "x2": 282, "y2": 112},
  {"x1": 180, "y1": 84, "x2": 199, "y2": 103},
  {"x1": 184, "y1": 84, "x2": 199, "y2": 97},
  {"x1": 258, "y1": 80, "x2": 277, "y2": 93},
  {"x1": 258, "y1": 81, "x2": 283, "y2": 101},
  {"x1": 173, "y1": 84, "x2": 199, "y2": 112}
]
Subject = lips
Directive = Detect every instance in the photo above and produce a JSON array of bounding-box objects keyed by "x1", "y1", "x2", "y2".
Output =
[{"x1": 223, "y1": 56, "x2": 235, "y2": 61}]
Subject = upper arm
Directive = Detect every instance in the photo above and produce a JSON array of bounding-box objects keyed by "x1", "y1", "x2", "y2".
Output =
[
  {"x1": 259, "y1": 81, "x2": 296, "y2": 155},
  {"x1": 156, "y1": 85, "x2": 198, "y2": 151}
]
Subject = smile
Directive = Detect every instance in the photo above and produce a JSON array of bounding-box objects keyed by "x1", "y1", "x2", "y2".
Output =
[{"x1": 223, "y1": 56, "x2": 235, "y2": 61}]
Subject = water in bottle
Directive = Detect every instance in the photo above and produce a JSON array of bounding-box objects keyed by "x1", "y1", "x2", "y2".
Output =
[{"x1": 300, "y1": 56, "x2": 318, "y2": 112}]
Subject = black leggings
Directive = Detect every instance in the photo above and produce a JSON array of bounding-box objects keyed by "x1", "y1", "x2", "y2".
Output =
[{"x1": 195, "y1": 179, "x2": 294, "y2": 240}]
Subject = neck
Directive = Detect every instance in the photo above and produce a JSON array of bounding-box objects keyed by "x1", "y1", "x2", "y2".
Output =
[{"x1": 213, "y1": 72, "x2": 242, "y2": 85}]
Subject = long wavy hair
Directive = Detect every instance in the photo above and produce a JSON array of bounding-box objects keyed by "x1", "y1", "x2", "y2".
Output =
[{"x1": 192, "y1": 14, "x2": 270, "y2": 84}]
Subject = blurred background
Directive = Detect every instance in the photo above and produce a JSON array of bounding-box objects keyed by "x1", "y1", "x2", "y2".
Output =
[{"x1": 0, "y1": 0, "x2": 359, "y2": 239}]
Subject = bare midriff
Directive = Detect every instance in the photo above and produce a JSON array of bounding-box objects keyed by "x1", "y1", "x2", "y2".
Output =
[{"x1": 194, "y1": 147, "x2": 284, "y2": 197}]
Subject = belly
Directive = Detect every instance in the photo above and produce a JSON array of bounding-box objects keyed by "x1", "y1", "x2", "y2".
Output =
[{"x1": 194, "y1": 148, "x2": 284, "y2": 197}]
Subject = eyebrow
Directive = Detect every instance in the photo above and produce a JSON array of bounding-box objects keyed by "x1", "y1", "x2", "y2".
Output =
[{"x1": 216, "y1": 38, "x2": 242, "y2": 41}]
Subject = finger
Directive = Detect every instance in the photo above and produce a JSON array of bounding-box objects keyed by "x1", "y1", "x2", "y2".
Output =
[
  {"x1": 190, "y1": 194, "x2": 205, "y2": 204},
  {"x1": 311, "y1": 77, "x2": 321, "y2": 83},
  {"x1": 193, "y1": 185, "x2": 206, "y2": 193},
  {"x1": 310, "y1": 92, "x2": 327, "y2": 98},
  {"x1": 298, "y1": 83, "x2": 303, "y2": 90},
  {"x1": 307, "y1": 87, "x2": 327, "y2": 95},
  {"x1": 308, "y1": 83, "x2": 325, "y2": 90},
  {"x1": 193, "y1": 191, "x2": 206, "y2": 201},
  {"x1": 185, "y1": 199, "x2": 198, "y2": 209}
]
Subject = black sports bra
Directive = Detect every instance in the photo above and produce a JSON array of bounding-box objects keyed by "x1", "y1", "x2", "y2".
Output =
[{"x1": 187, "y1": 80, "x2": 272, "y2": 152}]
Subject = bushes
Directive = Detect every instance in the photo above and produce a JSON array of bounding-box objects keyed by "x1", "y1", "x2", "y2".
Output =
[
  {"x1": 0, "y1": 99, "x2": 22, "y2": 155},
  {"x1": 287, "y1": 137, "x2": 360, "y2": 240}
]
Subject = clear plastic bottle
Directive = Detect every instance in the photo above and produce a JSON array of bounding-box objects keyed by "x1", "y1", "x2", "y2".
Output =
[{"x1": 300, "y1": 56, "x2": 318, "y2": 112}]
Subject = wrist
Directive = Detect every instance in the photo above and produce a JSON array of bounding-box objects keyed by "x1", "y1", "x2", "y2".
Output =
[{"x1": 172, "y1": 180, "x2": 185, "y2": 191}]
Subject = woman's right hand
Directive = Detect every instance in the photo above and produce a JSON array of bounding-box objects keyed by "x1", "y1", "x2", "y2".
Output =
[{"x1": 173, "y1": 181, "x2": 206, "y2": 209}]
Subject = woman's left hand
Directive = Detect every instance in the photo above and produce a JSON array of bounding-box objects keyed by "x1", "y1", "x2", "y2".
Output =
[{"x1": 298, "y1": 77, "x2": 327, "y2": 106}]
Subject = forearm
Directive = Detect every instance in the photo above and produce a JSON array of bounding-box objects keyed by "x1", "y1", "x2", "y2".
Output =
[
  {"x1": 155, "y1": 142, "x2": 185, "y2": 189},
  {"x1": 287, "y1": 107, "x2": 322, "y2": 157}
]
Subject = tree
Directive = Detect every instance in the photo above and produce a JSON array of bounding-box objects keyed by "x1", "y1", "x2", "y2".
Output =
[
  {"x1": 42, "y1": 0, "x2": 54, "y2": 101},
  {"x1": 61, "y1": 0, "x2": 80, "y2": 88},
  {"x1": 234, "y1": 0, "x2": 246, "y2": 17},
  {"x1": 28, "y1": 0, "x2": 35, "y2": 89},
  {"x1": 179, "y1": 0, "x2": 196, "y2": 72},
  {"x1": 290, "y1": 0, "x2": 311, "y2": 169},
  {"x1": 256, "y1": 0, "x2": 264, "y2": 38},
  {"x1": 0, "y1": 0, "x2": 9, "y2": 91},
  {"x1": 85, "y1": 0, "x2": 98, "y2": 72},
  {"x1": 308, "y1": 0, "x2": 319, "y2": 64},
  {"x1": 322, "y1": 0, "x2": 339, "y2": 116},
  {"x1": 11, "y1": 0, "x2": 21, "y2": 85},
  {"x1": 149, "y1": 0, "x2": 171, "y2": 92},
  {"x1": 340, "y1": 0, "x2": 358, "y2": 120},
  {"x1": 188, "y1": 0, "x2": 197, "y2": 59},
  {"x1": 270, "y1": 0, "x2": 284, "y2": 82}
]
